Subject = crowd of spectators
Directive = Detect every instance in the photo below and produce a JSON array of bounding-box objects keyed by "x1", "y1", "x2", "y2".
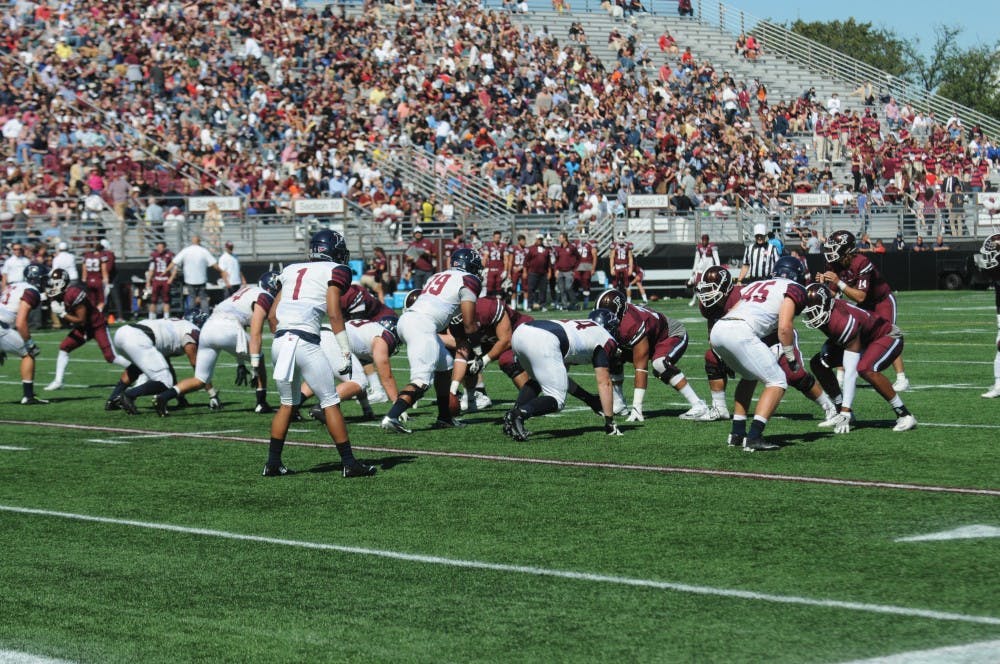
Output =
[{"x1": 2, "y1": 0, "x2": 999, "y2": 274}]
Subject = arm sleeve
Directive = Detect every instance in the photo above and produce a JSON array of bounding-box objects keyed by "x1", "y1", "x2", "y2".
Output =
[{"x1": 841, "y1": 350, "x2": 861, "y2": 409}]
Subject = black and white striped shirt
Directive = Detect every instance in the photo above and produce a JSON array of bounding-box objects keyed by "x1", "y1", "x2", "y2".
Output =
[{"x1": 742, "y1": 242, "x2": 777, "y2": 282}]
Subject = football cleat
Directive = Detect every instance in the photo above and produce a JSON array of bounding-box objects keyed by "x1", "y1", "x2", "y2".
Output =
[
  {"x1": 726, "y1": 433, "x2": 745, "y2": 448},
  {"x1": 696, "y1": 404, "x2": 729, "y2": 421},
  {"x1": 175, "y1": 396, "x2": 191, "y2": 409},
  {"x1": 21, "y1": 396, "x2": 49, "y2": 405},
  {"x1": 153, "y1": 395, "x2": 170, "y2": 417},
  {"x1": 460, "y1": 390, "x2": 493, "y2": 412},
  {"x1": 892, "y1": 376, "x2": 910, "y2": 392},
  {"x1": 502, "y1": 408, "x2": 530, "y2": 441},
  {"x1": 380, "y1": 416, "x2": 412, "y2": 434},
  {"x1": 119, "y1": 393, "x2": 139, "y2": 415},
  {"x1": 744, "y1": 437, "x2": 779, "y2": 452},
  {"x1": 254, "y1": 403, "x2": 275, "y2": 414},
  {"x1": 262, "y1": 464, "x2": 290, "y2": 477},
  {"x1": 892, "y1": 414, "x2": 917, "y2": 432},
  {"x1": 343, "y1": 461, "x2": 377, "y2": 478},
  {"x1": 105, "y1": 397, "x2": 121, "y2": 411},
  {"x1": 679, "y1": 403, "x2": 710, "y2": 420},
  {"x1": 982, "y1": 383, "x2": 1000, "y2": 398},
  {"x1": 430, "y1": 418, "x2": 466, "y2": 429},
  {"x1": 367, "y1": 388, "x2": 390, "y2": 404},
  {"x1": 43, "y1": 380, "x2": 63, "y2": 391}
]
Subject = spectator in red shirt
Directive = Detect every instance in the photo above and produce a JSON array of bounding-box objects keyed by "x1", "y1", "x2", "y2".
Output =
[
  {"x1": 552, "y1": 232, "x2": 580, "y2": 310},
  {"x1": 523, "y1": 233, "x2": 552, "y2": 311}
]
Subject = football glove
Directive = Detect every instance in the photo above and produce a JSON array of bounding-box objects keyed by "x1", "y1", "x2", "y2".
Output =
[
  {"x1": 338, "y1": 352, "x2": 353, "y2": 379},
  {"x1": 501, "y1": 276, "x2": 513, "y2": 292},
  {"x1": 50, "y1": 301, "x2": 66, "y2": 317},
  {"x1": 235, "y1": 364, "x2": 250, "y2": 386},
  {"x1": 626, "y1": 406, "x2": 644, "y2": 422},
  {"x1": 468, "y1": 355, "x2": 491, "y2": 375},
  {"x1": 832, "y1": 412, "x2": 852, "y2": 434},
  {"x1": 25, "y1": 339, "x2": 40, "y2": 358},
  {"x1": 209, "y1": 395, "x2": 223, "y2": 411},
  {"x1": 399, "y1": 411, "x2": 410, "y2": 423},
  {"x1": 142, "y1": 287, "x2": 152, "y2": 300},
  {"x1": 605, "y1": 417, "x2": 624, "y2": 436}
]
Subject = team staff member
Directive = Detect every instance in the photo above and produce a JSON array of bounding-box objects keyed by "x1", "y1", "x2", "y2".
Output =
[
  {"x1": 552, "y1": 232, "x2": 580, "y2": 310},
  {"x1": 405, "y1": 226, "x2": 437, "y2": 289},
  {"x1": 217, "y1": 241, "x2": 245, "y2": 297},
  {"x1": 168, "y1": 235, "x2": 220, "y2": 313},
  {"x1": 737, "y1": 224, "x2": 778, "y2": 285}
]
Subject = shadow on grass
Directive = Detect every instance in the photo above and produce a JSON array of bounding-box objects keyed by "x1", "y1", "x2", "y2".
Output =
[{"x1": 306, "y1": 455, "x2": 418, "y2": 474}]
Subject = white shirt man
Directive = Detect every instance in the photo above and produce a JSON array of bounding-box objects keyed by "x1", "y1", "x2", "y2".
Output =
[
  {"x1": 217, "y1": 242, "x2": 244, "y2": 296},
  {"x1": 51, "y1": 242, "x2": 78, "y2": 281},
  {"x1": 1, "y1": 244, "x2": 30, "y2": 286},
  {"x1": 169, "y1": 235, "x2": 218, "y2": 311},
  {"x1": 826, "y1": 93, "x2": 841, "y2": 115}
]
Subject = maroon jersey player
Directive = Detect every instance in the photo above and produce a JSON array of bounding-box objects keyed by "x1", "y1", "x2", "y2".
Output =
[
  {"x1": 507, "y1": 234, "x2": 529, "y2": 308},
  {"x1": 340, "y1": 283, "x2": 397, "y2": 323},
  {"x1": 146, "y1": 240, "x2": 174, "y2": 319},
  {"x1": 44, "y1": 268, "x2": 126, "y2": 391},
  {"x1": 608, "y1": 231, "x2": 633, "y2": 291},
  {"x1": 803, "y1": 283, "x2": 916, "y2": 432},
  {"x1": 80, "y1": 240, "x2": 109, "y2": 312},
  {"x1": 818, "y1": 229, "x2": 908, "y2": 391},
  {"x1": 596, "y1": 288, "x2": 708, "y2": 421},
  {"x1": 447, "y1": 296, "x2": 534, "y2": 398},
  {"x1": 574, "y1": 234, "x2": 597, "y2": 307},
  {"x1": 482, "y1": 230, "x2": 508, "y2": 295}
]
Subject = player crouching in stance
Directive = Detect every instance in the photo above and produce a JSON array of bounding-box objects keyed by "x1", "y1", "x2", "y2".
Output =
[
  {"x1": 382, "y1": 248, "x2": 484, "y2": 433},
  {"x1": 803, "y1": 284, "x2": 916, "y2": 432},
  {"x1": 503, "y1": 309, "x2": 624, "y2": 442},
  {"x1": 973, "y1": 233, "x2": 1000, "y2": 398},
  {"x1": 108, "y1": 310, "x2": 206, "y2": 414},
  {"x1": 0, "y1": 264, "x2": 46, "y2": 404},
  {"x1": 264, "y1": 229, "x2": 375, "y2": 478}
]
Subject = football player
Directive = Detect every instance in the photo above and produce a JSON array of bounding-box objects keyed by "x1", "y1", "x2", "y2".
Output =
[
  {"x1": 506, "y1": 234, "x2": 528, "y2": 309},
  {"x1": 608, "y1": 230, "x2": 633, "y2": 291},
  {"x1": 482, "y1": 230, "x2": 508, "y2": 296},
  {"x1": 45, "y1": 267, "x2": 130, "y2": 391},
  {"x1": 595, "y1": 288, "x2": 709, "y2": 421},
  {"x1": 108, "y1": 310, "x2": 206, "y2": 415},
  {"x1": 151, "y1": 272, "x2": 278, "y2": 415},
  {"x1": 339, "y1": 281, "x2": 399, "y2": 403},
  {"x1": 973, "y1": 233, "x2": 1000, "y2": 398},
  {"x1": 264, "y1": 229, "x2": 375, "y2": 478},
  {"x1": 503, "y1": 309, "x2": 623, "y2": 442},
  {"x1": 574, "y1": 232, "x2": 597, "y2": 308},
  {"x1": 80, "y1": 238, "x2": 109, "y2": 312},
  {"x1": 709, "y1": 256, "x2": 810, "y2": 451},
  {"x1": 627, "y1": 264, "x2": 648, "y2": 305},
  {"x1": 803, "y1": 283, "x2": 917, "y2": 432},
  {"x1": 382, "y1": 247, "x2": 483, "y2": 433},
  {"x1": 0, "y1": 263, "x2": 46, "y2": 404},
  {"x1": 145, "y1": 240, "x2": 174, "y2": 319},
  {"x1": 688, "y1": 234, "x2": 720, "y2": 306},
  {"x1": 818, "y1": 230, "x2": 909, "y2": 392}
]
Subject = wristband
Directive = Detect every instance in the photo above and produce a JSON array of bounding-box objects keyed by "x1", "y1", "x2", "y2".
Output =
[
  {"x1": 334, "y1": 330, "x2": 350, "y2": 355},
  {"x1": 480, "y1": 355, "x2": 492, "y2": 368},
  {"x1": 450, "y1": 380, "x2": 460, "y2": 395},
  {"x1": 250, "y1": 353, "x2": 261, "y2": 369},
  {"x1": 781, "y1": 344, "x2": 796, "y2": 362},
  {"x1": 632, "y1": 387, "x2": 645, "y2": 410},
  {"x1": 837, "y1": 280, "x2": 848, "y2": 292}
]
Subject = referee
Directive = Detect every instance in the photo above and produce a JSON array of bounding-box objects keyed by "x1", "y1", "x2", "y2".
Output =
[{"x1": 737, "y1": 224, "x2": 778, "y2": 284}]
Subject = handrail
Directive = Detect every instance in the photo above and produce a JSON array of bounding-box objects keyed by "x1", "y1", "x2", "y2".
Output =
[{"x1": 693, "y1": 0, "x2": 1000, "y2": 140}]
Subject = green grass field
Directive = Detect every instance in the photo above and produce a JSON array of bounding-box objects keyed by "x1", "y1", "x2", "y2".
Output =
[{"x1": 1, "y1": 290, "x2": 998, "y2": 663}]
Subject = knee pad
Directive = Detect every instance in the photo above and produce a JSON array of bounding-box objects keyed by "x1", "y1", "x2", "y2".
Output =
[
  {"x1": 401, "y1": 384, "x2": 429, "y2": 401},
  {"x1": 652, "y1": 356, "x2": 680, "y2": 382},
  {"x1": 501, "y1": 359, "x2": 525, "y2": 380},
  {"x1": 704, "y1": 349, "x2": 729, "y2": 381},
  {"x1": 792, "y1": 372, "x2": 816, "y2": 393}
]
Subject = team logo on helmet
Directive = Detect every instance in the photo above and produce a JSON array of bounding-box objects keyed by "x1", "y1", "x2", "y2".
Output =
[
  {"x1": 309, "y1": 229, "x2": 350, "y2": 263},
  {"x1": 696, "y1": 266, "x2": 733, "y2": 308},
  {"x1": 802, "y1": 283, "x2": 834, "y2": 329},
  {"x1": 184, "y1": 309, "x2": 211, "y2": 329},
  {"x1": 594, "y1": 288, "x2": 628, "y2": 318},
  {"x1": 258, "y1": 271, "x2": 281, "y2": 295},
  {"x1": 46, "y1": 268, "x2": 70, "y2": 299},
  {"x1": 973, "y1": 233, "x2": 1000, "y2": 272},
  {"x1": 451, "y1": 247, "x2": 484, "y2": 277},
  {"x1": 823, "y1": 230, "x2": 857, "y2": 264}
]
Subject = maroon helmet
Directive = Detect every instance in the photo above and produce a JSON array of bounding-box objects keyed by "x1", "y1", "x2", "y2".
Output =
[
  {"x1": 404, "y1": 288, "x2": 421, "y2": 309},
  {"x1": 696, "y1": 266, "x2": 733, "y2": 307},
  {"x1": 802, "y1": 283, "x2": 835, "y2": 329},
  {"x1": 594, "y1": 288, "x2": 628, "y2": 318},
  {"x1": 823, "y1": 230, "x2": 857, "y2": 264}
]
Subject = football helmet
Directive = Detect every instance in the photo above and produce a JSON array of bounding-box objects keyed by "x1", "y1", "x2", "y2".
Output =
[
  {"x1": 696, "y1": 266, "x2": 733, "y2": 307},
  {"x1": 404, "y1": 288, "x2": 421, "y2": 309},
  {"x1": 802, "y1": 283, "x2": 834, "y2": 329},
  {"x1": 46, "y1": 268, "x2": 70, "y2": 299},
  {"x1": 185, "y1": 309, "x2": 210, "y2": 329},
  {"x1": 378, "y1": 317, "x2": 398, "y2": 338},
  {"x1": 594, "y1": 288, "x2": 628, "y2": 318},
  {"x1": 258, "y1": 271, "x2": 281, "y2": 295},
  {"x1": 772, "y1": 255, "x2": 806, "y2": 284},
  {"x1": 616, "y1": 230, "x2": 627, "y2": 241},
  {"x1": 451, "y1": 247, "x2": 484, "y2": 276},
  {"x1": 973, "y1": 233, "x2": 1000, "y2": 271},
  {"x1": 823, "y1": 230, "x2": 856, "y2": 264},
  {"x1": 588, "y1": 308, "x2": 620, "y2": 338},
  {"x1": 23, "y1": 264, "x2": 48, "y2": 289},
  {"x1": 309, "y1": 229, "x2": 350, "y2": 263}
]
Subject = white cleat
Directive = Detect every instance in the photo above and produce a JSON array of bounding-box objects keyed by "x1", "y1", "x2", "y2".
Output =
[
  {"x1": 474, "y1": 391, "x2": 492, "y2": 410},
  {"x1": 892, "y1": 376, "x2": 910, "y2": 392},
  {"x1": 43, "y1": 381, "x2": 63, "y2": 391},
  {"x1": 696, "y1": 404, "x2": 729, "y2": 421},
  {"x1": 380, "y1": 416, "x2": 412, "y2": 434},
  {"x1": 981, "y1": 384, "x2": 1000, "y2": 399},
  {"x1": 367, "y1": 389, "x2": 389, "y2": 404},
  {"x1": 679, "y1": 403, "x2": 710, "y2": 420},
  {"x1": 892, "y1": 414, "x2": 917, "y2": 432}
]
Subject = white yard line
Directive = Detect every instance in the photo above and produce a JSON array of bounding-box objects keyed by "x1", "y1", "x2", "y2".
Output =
[
  {"x1": 0, "y1": 445, "x2": 30, "y2": 451},
  {"x1": 0, "y1": 650, "x2": 75, "y2": 664},
  {"x1": 2, "y1": 420, "x2": 998, "y2": 497},
  {"x1": 2, "y1": 503, "x2": 998, "y2": 627},
  {"x1": 896, "y1": 525, "x2": 1000, "y2": 542},
  {"x1": 839, "y1": 639, "x2": 1000, "y2": 663},
  {"x1": 84, "y1": 439, "x2": 132, "y2": 445}
]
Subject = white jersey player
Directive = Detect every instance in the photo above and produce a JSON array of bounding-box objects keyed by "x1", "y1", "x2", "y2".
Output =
[
  {"x1": 108, "y1": 314, "x2": 202, "y2": 414},
  {"x1": 502, "y1": 312, "x2": 624, "y2": 442},
  {"x1": 262, "y1": 229, "x2": 375, "y2": 478},
  {"x1": 709, "y1": 256, "x2": 809, "y2": 451},
  {"x1": 0, "y1": 264, "x2": 46, "y2": 404},
  {"x1": 381, "y1": 248, "x2": 484, "y2": 433},
  {"x1": 152, "y1": 274, "x2": 277, "y2": 416}
]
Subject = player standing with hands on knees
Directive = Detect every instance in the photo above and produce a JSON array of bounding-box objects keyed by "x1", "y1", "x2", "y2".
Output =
[{"x1": 263, "y1": 229, "x2": 376, "y2": 478}]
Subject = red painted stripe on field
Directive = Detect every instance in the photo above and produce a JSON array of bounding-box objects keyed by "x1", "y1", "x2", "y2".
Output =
[{"x1": 3, "y1": 419, "x2": 999, "y2": 497}]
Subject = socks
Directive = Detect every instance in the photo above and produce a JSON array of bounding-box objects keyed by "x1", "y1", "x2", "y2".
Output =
[
  {"x1": 731, "y1": 414, "x2": 747, "y2": 436},
  {"x1": 748, "y1": 415, "x2": 768, "y2": 439},
  {"x1": 54, "y1": 350, "x2": 70, "y2": 383},
  {"x1": 521, "y1": 395, "x2": 559, "y2": 418},
  {"x1": 109, "y1": 380, "x2": 128, "y2": 401},
  {"x1": 889, "y1": 395, "x2": 910, "y2": 417},
  {"x1": 267, "y1": 437, "x2": 284, "y2": 466},
  {"x1": 994, "y1": 351, "x2": 1000, "y2": 382},
  {"x1": 256, "y1": 388, "x2": 267, "y2": 406},
  {"x1": 815, "y1": 392, "x2": 835, "y2": 412},
  {"x1": 22, "y1": 381, "x2": 34, "y2": 400},
  {"x1": 711, "y1": 390, "x2": 727, "y2": 409},
  {"x1": 158, "y1": 387, "x2": 179, "y2": 403},
  {"x1": 125, "y1": 381, "x2": 167, "y2": 399},
  {"x1": 677, "y1": 383, "x2": 701, "y2": 407},
  {"x1": 335, "y1": 441, "x2": 356, "y2": 464},
  {"x1": 387, "y1": 398, "x2": 409, "y2": 419}
]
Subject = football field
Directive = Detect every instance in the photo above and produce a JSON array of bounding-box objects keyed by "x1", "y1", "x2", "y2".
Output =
[{"x1": 1, "y1": 290, "x2": 998, "y2": 663}]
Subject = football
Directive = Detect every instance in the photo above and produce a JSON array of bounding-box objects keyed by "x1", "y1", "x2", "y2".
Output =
[{"x1": 449, "y1": 392, "x2": 462, "y2": 416}]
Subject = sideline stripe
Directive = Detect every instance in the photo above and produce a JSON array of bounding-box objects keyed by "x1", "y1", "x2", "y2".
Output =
[
  {"x1": 840, "y1": 639, "x2": 1000, "y2": 663},
  {"x1": 2, "y1": 503, "x2": 999, "y2": 627},
  {"x1": 0, "y1": 651, "x2": 74, "y2": 664},
  {"x1": 2, "y1": 420, "x2": 999, "y2": 497},
  {"x1": 0, "y1": 445, "x2": 30, "y2": 451}
]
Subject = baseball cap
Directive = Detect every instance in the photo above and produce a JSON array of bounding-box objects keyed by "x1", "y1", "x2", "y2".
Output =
[
  {"x1": 57, "y1": 241, "x2": 68, "y2": 251},
  {"x1": 753, "y1": 223, "x2": 767, "y2": 236},
  {"x1": 413, "y1": 226, "x2": 423, "y2": 234},
  {"x1": 535, "y1": 232, "x2": 545, "y2": 239}
]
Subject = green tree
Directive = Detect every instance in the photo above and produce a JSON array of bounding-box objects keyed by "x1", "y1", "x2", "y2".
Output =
[
  {"x1": 936, "y1": 45, "x2": 1000, "y2": 121},
  {"x1": 904, "y1": 25, "x2": 963, "y2": 92},
  {"x1": 786, "y1": 18, "x2": 910, "y2": 77}
]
